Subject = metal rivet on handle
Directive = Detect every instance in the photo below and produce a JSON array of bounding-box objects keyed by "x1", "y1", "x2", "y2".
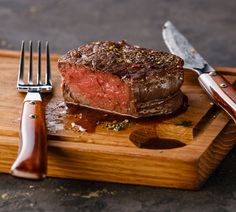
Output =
[
  {"x1": 209, "y1": 71, "x2": 217, "y2": 76},
  {"x1": 220, "y1": 83, "x2": 228, "y2": 88},
  {"x1": 29, "y1": 101, "x2": 35, "y2": 105},
  {"x1": 29, "y1": 114, "x2": 36, "y2": 119}
]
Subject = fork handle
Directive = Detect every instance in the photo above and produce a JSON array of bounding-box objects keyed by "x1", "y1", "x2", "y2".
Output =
[{"x1": 10, "y1": 92, "x2": 47, "y2": 180}]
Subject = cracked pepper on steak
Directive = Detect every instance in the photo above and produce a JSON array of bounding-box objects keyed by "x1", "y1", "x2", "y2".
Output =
[{"x1": 58, "y1": 40, "x2": 185, "y2": 117}]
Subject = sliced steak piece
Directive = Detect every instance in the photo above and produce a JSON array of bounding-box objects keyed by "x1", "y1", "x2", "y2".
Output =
[{"x1": 58, "y1": 40, "x2": 185, "y2": 117}]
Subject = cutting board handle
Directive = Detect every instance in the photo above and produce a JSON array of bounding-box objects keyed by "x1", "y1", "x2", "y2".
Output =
[{"x1": 10, "y1": 96, "x2": 47, "y2": 180}]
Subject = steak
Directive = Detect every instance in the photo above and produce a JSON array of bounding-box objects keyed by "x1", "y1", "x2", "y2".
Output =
[{"x1": 58, "y1": 40, "x2": 185, "y2": 117}]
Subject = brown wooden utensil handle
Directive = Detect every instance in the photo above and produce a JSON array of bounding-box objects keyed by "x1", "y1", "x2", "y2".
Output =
[
  {"x1": 10, "y1": 93, "x2": 47, "y2": 179},
  {"x1": 198, "y1": 72, "x2": 236, "y2": 123}
]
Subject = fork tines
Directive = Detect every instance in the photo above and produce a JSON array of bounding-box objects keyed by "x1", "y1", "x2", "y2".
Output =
[{"x1": 17, "y1": 40, "x2": 52, "y2": 93}]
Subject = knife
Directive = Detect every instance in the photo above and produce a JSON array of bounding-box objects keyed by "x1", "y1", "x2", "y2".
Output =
[{"x1": 162, "y1": 21, "x2": 236, "y2": 123}]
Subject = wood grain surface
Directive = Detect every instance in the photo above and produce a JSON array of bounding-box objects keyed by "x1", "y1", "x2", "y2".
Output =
[{"x1": 0, "y1": 50, "x2": 235, "y2": 189}]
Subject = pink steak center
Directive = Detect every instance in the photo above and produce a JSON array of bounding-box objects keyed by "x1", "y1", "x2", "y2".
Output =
[{"x1": 61, "y1": 67, "x2": 131, "y2": 114}]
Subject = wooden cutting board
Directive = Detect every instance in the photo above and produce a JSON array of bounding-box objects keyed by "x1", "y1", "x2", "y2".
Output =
[{"x1": 0, "y1": 50, "x2": 235, "y2": 190}]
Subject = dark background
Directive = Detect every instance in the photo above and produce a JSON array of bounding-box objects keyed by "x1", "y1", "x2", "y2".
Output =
[{"x1": 0, "y1": 0, "x2": 236, "y2": 211}]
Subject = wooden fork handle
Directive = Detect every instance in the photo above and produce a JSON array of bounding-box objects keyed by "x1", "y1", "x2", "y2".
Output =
[{"x1": 10, "y1": 92, "x2": 47, "y2": 180}]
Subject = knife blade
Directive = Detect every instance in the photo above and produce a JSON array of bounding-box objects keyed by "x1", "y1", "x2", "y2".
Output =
[{"x1": 162, "y1": 21, "x2": 236, "y2": 123}]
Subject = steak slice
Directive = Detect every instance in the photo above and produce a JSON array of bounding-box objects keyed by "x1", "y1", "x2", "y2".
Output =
[{"x1": 58, "y1": 40, "x2": 185, "y2": 117}]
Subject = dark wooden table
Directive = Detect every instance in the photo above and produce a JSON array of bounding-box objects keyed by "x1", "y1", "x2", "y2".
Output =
[{"x1": 0, "y1": 0, "x2": 236, "y2": 211}]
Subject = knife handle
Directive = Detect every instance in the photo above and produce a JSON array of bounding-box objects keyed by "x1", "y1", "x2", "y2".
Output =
[
  {"x1": 198, "y1": 72, "x2": 236, "y2": 122},
  {"x1": 10, "y1": 92, "x2": 47, "y2": 180}
]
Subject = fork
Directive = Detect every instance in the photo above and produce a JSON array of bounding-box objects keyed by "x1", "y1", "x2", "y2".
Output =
[{"x1": 10, "y1": 40, "x2": 52, "y2": 180}]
